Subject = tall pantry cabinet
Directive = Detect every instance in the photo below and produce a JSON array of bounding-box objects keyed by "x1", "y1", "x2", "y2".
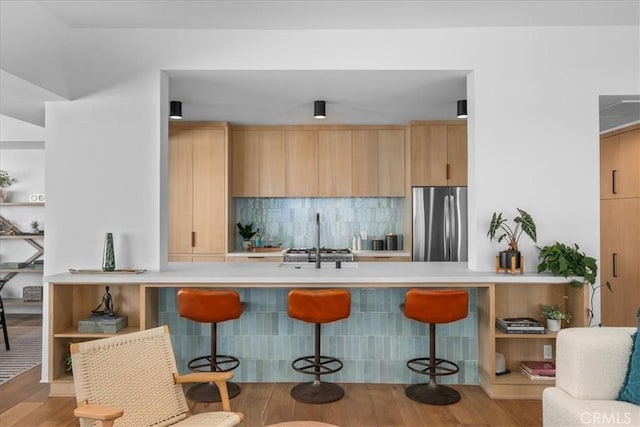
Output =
[
  {"x1": 169, "y1": 122, "x2": 228, "y2": 262},
  {"x1": 600, "y1": 124, "x2": 640, "y2": 326}
]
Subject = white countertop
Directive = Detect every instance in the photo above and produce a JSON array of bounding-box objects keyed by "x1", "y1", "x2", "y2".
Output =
[
  {"x1": 353, "y1": 250, "x2": 410, "y2": 257},
  {"x1": 227, "y1": 251, "x2": 284, "y2": 257},
  {"x1": 45, "y1": 262, "x2": 569, "y2": 286}
]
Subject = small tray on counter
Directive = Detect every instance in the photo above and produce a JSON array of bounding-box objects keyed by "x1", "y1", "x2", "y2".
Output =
[
  {"x1": 69, "y1": 269, "x2": 146, "y2": 274},
  {"x1": 250, "y1": 247, "x2": 284, "y2": 253}
]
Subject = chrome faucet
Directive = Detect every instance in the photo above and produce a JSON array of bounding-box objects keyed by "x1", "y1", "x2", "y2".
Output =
[{"x1": 315, "y1": 213, "x2": 321, "y2": 269}]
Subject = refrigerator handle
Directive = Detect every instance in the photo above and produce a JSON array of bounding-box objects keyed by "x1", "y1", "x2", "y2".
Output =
[
  {"x1": 443, "y1": 195, "x2": 450, "y2": 260},
  {"x1": 449, "y1": 195, "x2": 457, "y2": 258}
]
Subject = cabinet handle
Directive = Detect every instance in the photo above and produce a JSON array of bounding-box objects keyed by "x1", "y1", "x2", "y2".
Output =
[
  {"x1": 191, "y1": 232, "x2": 196, "y2": 247},
  {"x1": 446, "y1": 163, "x2": 450, "y2": 180},
  {"x1": 612, "y1": 170, "x2": 617, "y2": 194},
  {"x1": 248, "y1": 256, "x2": 265, "y2": 259},
  {"x1": 613, "y1": 253, "x2": 618, "y2": 277}
]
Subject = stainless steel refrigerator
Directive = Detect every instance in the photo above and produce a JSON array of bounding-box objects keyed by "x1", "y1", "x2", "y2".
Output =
[{"x1": 412, "y1": 186, "x2": 468, "y2": 261}]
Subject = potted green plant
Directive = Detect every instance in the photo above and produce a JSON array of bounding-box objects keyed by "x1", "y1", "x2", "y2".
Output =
[
  {"x1": 540, "y1": 303, "x2": 572, "y2": 331},
  {"x1": 487, "y1": 208, "x2": 537, "y2": 269},
  {"x1": 537, "y1": 242, "x2": 612, "y2": 327},
  {"x1": 30, "y1": 220, "x2": 40, "y2": 233},
  {"x1": 0, "y1": 169, "x2": 18, "y2": 203},
  {"x1": 236, "y1": 222, "x2": 257, "y2": 251}
]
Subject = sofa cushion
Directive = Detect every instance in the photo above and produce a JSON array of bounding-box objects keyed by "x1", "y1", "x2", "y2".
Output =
[{"x1": 556, "y1": 328, "x2": 635, "y2": 400}]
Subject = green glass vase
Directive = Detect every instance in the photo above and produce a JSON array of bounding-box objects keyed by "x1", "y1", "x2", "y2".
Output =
[{"x1": 102, "y1": 232, "x2": 115, "y2": 271}]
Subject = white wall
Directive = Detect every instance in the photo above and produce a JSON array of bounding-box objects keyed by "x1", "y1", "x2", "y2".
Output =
[{"x1": 38, "y1": 26, "x2": 639, "y2": 277}]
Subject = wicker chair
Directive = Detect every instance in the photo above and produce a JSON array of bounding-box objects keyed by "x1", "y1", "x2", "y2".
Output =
[{"x1": 71, "y1": 325, "x2": 244, "y2": 427}]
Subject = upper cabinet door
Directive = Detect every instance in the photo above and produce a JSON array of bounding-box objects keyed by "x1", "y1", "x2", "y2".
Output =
[
  {"x1": 411, "y1": 123, "x2": 467, "y2": 187},
  {"x1": 168, "y1": 128, "x2": 194, "y2": 255},
  {"x1": 601, "y1": 128, "x2": 640, "y2": 199},
  {"x1": 319, "y1": 130, "x2": 352, "y2": 197},
  {"x1": 192, "y1": 129, "x2": 226, "y2": 254},
  {"x1": 447, "y1": 125, "x2": 468, "y2": 187},
  {"x1": 378, "y1": 130, "x2": 405, "y2": 196},
  {"x1": 411, "y1": 124, "x2": 448, "y2": 186},
  {"x1": 230, "y1": 131, "x2": 260, "y2": 197},
  {"x1": 259, "y1": 131, "x2": 286, "y2": 197},
  {"x1": 352, "y1": 130, "x2": 379, "y2": 197},
  {"x1": 285, "y1": 130, "x2": 318, "y2": 196}
]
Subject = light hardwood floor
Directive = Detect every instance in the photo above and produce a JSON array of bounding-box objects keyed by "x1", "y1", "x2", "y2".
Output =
[{"x1": 0, "y1": 315, "x2": 543, "y2": 427}]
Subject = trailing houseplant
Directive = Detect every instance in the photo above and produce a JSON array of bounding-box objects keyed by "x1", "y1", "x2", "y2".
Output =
[
  {"x1": 537, "y1": 242, "x2": 612, "y2": 327},
  {"x1": 236, "y1": 222, "x2": 257, "y2": 251},
  {"x1": 487, "y1": 208, "x2": 537, "y2": 269}
]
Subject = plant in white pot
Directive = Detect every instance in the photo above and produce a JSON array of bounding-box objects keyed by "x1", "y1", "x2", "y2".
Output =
[
  {"x1": 0, "y1": 170, "x2": 18, "y2": 203},
  {"x1": 487, "y1": 208, "x2": 537, "y2": 270},
  {"x1": 236, "y1": 222, "x2": 257, "y2": 251},
  {"x1": 540, "y1": 304, "x2": 572, "y2": 332}
]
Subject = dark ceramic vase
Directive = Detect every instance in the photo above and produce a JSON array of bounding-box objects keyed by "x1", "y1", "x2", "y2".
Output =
[{"x1": 499, "y1": 250, "x2": 521, "y2": 269}]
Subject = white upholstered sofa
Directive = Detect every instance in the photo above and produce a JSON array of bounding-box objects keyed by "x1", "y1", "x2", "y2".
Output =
[{"x1": 543, "y1": 327, "x2": 640, "y2": 427}]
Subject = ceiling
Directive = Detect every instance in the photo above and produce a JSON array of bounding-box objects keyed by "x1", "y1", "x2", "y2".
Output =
[{"x1": 1, "y1": 1, "x2": 639, "y2": 132}]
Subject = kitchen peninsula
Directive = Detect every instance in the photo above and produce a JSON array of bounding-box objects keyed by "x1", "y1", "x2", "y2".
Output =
[{"x1": 45, "y1": 262, "x2": 587, "y2": 400}]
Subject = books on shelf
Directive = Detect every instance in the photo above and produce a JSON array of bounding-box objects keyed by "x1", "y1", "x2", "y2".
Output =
[
  {"x1": 496, "y1": 317, "x2": 545, "y2": 334},
  {"x1": 520, "y1": 360, "x2": 556, "y2": 380}
]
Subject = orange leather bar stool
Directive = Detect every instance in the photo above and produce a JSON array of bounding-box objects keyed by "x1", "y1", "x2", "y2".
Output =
[
  {"x1": 177, "y1": 288, "x2": 245, "y2": 403},
  {"x1": 401, "y1": 288, "x2": 469, "y2": 405},
  {"x1": 288, "y1": 289, "x2": 351, "y2": 404}
]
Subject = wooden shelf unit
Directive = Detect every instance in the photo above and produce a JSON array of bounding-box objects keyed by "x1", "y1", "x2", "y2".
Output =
[
  {"x1": 479, "y1": 282, "x2": 588, "y2": 399},
  {"x1": 48, "y1": 282, "x2": 159, "y2": 397}
]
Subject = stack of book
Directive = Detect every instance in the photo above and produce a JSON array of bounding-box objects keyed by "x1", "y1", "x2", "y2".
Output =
[
  {"x1": 496, "y1": 317, "x2": 545, "y2": 334},
  {"x1": 519, "y1": 360, "x2": 556, "y2": 380}
]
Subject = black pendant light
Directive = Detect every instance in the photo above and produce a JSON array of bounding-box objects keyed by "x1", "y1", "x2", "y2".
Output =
[
  {"x1": 314, "y1": 100, "x2": 326, "y2": 119},
  {"x1": 457, "y1": 100, "x2": 467, "y2": 118},
  {"x1": 170, "y1": 101, "x2": 182, "y2": 120}
]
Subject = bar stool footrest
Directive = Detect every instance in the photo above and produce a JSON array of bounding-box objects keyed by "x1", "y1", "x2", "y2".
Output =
[
  {"x1": 405, "y1": 383, "x2": 461, "y2": 405},
  {"x1": 292, "y1": 355, "x2": 343, "y2": 376},
  {"x1": 188, "y1": 354, "x2": 240, "y2": 372},
  {"x1": 186, "y1": 381, "x2": 241, "y2": 403},
  {"x1": 291, "y1": 381, "x2": 345, "y2": 404},
  {"x1": 407, "y1": 357, "x2": 459, "y2": 377}
]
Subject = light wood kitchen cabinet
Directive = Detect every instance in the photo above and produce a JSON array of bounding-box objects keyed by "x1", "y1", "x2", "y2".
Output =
[
  {"x1": 319, "y1": 130, "x2": 352, "y2": 196},
  {"x1": 600, "y1": 127, "x2": 640, "y2": 199},
  {"x1": 351, "y1": 129, "x2": 405, "y2": 197},
  {"x1": 231, "y1": 130, "x2": 286, "y2": 197},
  {"x1": 378, "y1": 129, "x2": 405, "y2": 196},
  {"x1": 411, "y1": 121, "x2": 467, "y2": 187},
  {"x1": 352, "y1": 130, "x2": 379, "y2": 196},
  {"x1": 169, "y1": 122, "x2": 228, "y2": 262},
  {"x1": 286, "y1": 130, "x2": 318, "y2": 196},
  {"x1": 600, "y1": 197, "x2": 640, "y2": 326},
  {"x1": 600, "y1": 125, "x2": 640, "y2": 326}
]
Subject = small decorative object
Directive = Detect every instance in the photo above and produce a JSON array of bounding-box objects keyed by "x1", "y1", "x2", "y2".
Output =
[
  {"x1": 540, "y1": 304, "x2": 572, "y2": 332},
  {"x1": 0, "y1": 169, "x2": 17, "y2": 203},
  {"x1": 102, "y1": 232, "x2": 115, "y2": 271},
  {"x1": 29, "y1": 193, "x2": 45, "y2": 202},
  {"x1": 78, "y1": 285, "x2": 128, "y2": 333},
  {"x1": 537, "y1": 241, "x2": 612, "y2": 327},
  {"x1": 30, "y1": 220, "x2": 40, "y2": 233},
  {"x1": 92, "y1": 285, "x2": 114, "y2": 316},
  {"x1": 487, "y1": 208, "x2": 536, "y2": 274},
  {"x1": 236, "y1": 222, "x2": 257, "y2": 251}
]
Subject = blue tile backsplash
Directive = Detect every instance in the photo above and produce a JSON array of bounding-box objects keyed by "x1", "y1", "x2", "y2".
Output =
[
  {"x1": 234, "y1": 197, "x2": 403, "y2": 250},
  {"x1": 160, "y1": 287, "x2": 479, "y2": 385}
]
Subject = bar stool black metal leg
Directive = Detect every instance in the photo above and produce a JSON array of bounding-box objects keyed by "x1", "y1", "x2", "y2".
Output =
[
  {"x1": 406, "y1": 323, "x2": 460, "y2": 405},
  {"x1": 186, "y1": 321, "x2": 241, "y2": 403},
  {"x1": 291, "y1": 323, "x2": 344, "y2": 404}
]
